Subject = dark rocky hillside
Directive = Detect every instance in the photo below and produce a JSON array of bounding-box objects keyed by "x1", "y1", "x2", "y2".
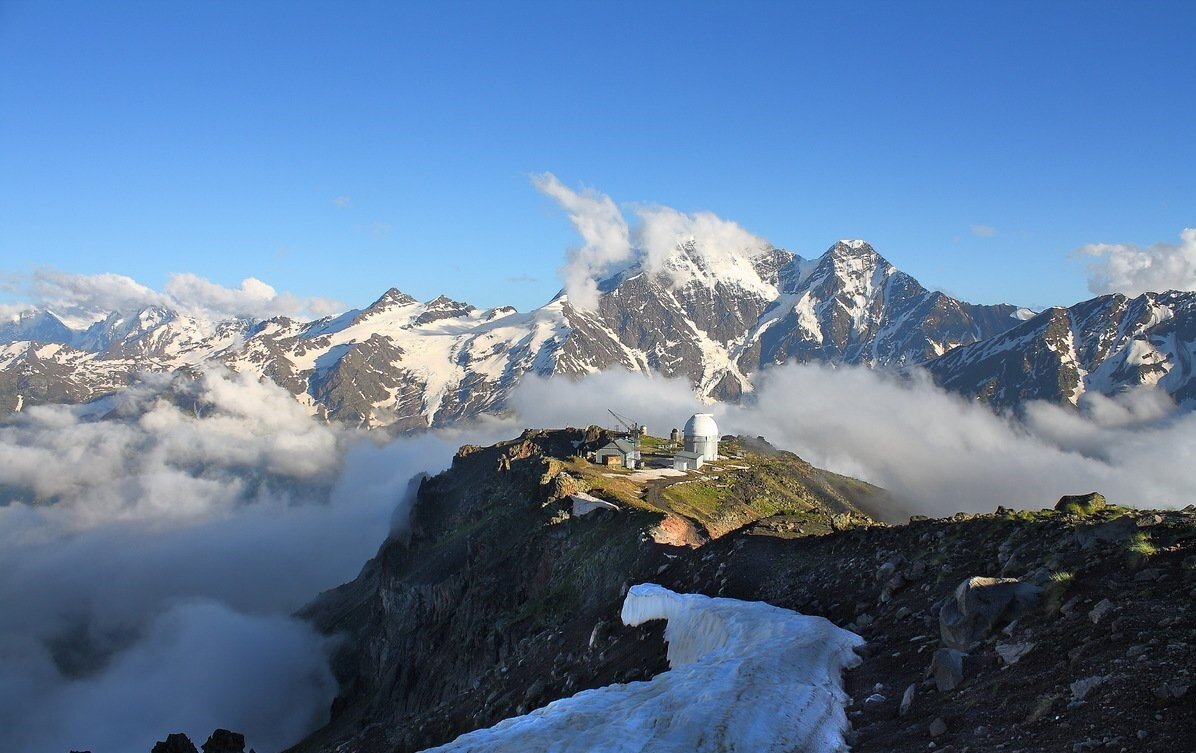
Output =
[{"x1": 281, "y1": 431, "x2": 1194, "y2": 753}]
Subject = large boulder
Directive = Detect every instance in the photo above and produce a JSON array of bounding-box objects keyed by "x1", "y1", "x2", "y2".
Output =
[
  {"x1": 1055, "y1": 492, "x2": 1107, "y2": 515},
  {"x1": 200, "y1": 730, "x2": 245, "y2": 753},
  {"x1": 151, "y1": 735, "x2": 198, "y2": 753},
  {"x1": 939, "y1": 576, "x2": 1041, "y2": 650}
]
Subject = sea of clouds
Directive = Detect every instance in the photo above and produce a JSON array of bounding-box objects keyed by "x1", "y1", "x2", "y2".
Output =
[{"x1": 0, "y1": 368, "x2": 507, "y2": 752}]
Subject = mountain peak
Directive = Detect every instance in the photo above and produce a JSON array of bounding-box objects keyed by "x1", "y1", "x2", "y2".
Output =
[
  {"x1": 827, "y1": 239, "x2": 880, "y2": 258},
  {"x1": 369, "y1": 287, "x2": 419, "y2": 310},
  {"x1": 425, "y1": 294, "x2": 474, "y2": 310}
]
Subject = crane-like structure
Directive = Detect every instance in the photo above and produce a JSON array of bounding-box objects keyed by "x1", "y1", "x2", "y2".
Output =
[
  {"x1": 604, "y1": 409, "x2": 645, "y2": 469},
  {"x1": 607, "y1": 409, "x2": 644, "y2": 439}
]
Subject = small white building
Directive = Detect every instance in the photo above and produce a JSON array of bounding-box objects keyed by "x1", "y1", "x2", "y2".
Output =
[
  {"x1": 683, "y1": 413, "x2": 719, "y2": 462},
  {"x1": 672, "y1": 450, "x2": 704, "y2": 471}
]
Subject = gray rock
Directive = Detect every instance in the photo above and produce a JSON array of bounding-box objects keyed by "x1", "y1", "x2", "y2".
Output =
[
  {"x1": 929, "y1": 717, "x2": 948, "y2": 737},
  {"x1": 900, "y1": 683, "x2": 916, "y2": 716},
  {"x1": 939, "y1": 576, "x2": 1042, "y2": 650},
  {"x1": 1070, "y1": 675, "x2": 1108, "y2": 703},
  {"x1": 930, "y1": 647, "x2": 967, "y2": 692},
  {"x1": 1088, "y1": 598, "x2": 1114, "y2": 624},
  {"x1": 995, "y1": 640, "x2": 1036, "y2": 665},
  {"x1": 1055, "y1": 492, "x2": 1107, "y2": 515}
]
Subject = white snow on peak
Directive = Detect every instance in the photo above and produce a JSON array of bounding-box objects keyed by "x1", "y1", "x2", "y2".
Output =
[
  {"x1": 1012, "y1": 307, "x2": 1038, "y2": 321},
  {"x1": 420, "y1": 583, "x2": 864, "y2": 753},
  {"x1": 836, "y1": 239, "x2": 870, "y2": 250}
]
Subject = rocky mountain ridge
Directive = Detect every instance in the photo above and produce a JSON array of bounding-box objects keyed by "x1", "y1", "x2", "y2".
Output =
[
  {"x1": 281, "y1": 430, "x2": 1194, "y2": 753},
  {"x1": 3, "y1": 241, "x2": 1194, "y2": 425}
]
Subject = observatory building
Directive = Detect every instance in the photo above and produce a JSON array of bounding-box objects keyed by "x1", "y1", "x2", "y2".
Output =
[{"x1": 683, "y1": 413, "x2": 719, "y2": 462}]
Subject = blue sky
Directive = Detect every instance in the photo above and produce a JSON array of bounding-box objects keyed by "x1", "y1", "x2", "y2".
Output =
[{"x1": 1, "y1": 0, "x2": 1193, "y2": 313}]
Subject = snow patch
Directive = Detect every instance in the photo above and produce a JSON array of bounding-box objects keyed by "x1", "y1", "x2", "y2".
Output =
[
  {"x1": 421, "y1": 583, "x2": 863, "y2": 753},
  {"x1": 569, "y1": 492, "x2": 620, "y2": 516}
]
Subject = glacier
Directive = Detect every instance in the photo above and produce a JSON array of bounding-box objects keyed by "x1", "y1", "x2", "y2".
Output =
[{"x1": 420, "y1": 583, "x2": 864, "y2": 753}]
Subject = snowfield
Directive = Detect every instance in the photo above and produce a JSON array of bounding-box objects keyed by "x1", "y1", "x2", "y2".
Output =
[{"x1": 421, "y1": 583, "x2": 864, "y2": 753}]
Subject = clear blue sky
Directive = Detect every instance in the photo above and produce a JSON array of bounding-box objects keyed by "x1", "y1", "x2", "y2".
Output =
[{"x1": 1, "y1": 0, "x2": 1193, "y2": 312}]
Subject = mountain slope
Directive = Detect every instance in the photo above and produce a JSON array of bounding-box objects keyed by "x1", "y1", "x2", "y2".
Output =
[
  {"x1": 924, "y1": 290, "x2": 1196, "y2": 408},
  {"x1": 284, "y1": 430, "x2": 1196, "y2": 753},
  {"x1": 288, "y1": 429, "x2": 881, "y2": 753}
]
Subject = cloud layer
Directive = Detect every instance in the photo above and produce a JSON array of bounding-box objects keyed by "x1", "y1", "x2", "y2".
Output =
[
  {"x1": 10, "y1": 268, "x2": 343, "y2": 323},
  {"x1": 0, "y1": 367, "x2": 505, "y2": 752},
  {"x1": 1078, "y1": 227, "x2": 1196, "y2": 296}
]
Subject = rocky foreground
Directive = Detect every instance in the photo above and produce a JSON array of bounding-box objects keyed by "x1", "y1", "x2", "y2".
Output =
[{"x1": 148, "y1": 430, "x2": 1194, "y2": 753}]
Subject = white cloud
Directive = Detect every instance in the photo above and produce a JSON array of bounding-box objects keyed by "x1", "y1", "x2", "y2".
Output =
[
  {"x1": 32, "y1": 269, "x2": 168, "y2": 318},
  {"x1": 970, "y1": 224, "x2": 997, "y2": 237},
  {"x1": 532, "y1": 173, "x2": 632, "y2": 310},
  {"x1": 635, "y1": 205, "x2": 771, "y2": 283},
  {"x1": 534, "y1": 175, "x2": 772, "y2": 307},
  {"x1": 16, "y1": 268, "x2": 344, "y2": 322},
  {"x1": 1078, "y1": 227, "x2": 1196, "y2": 296},
  {"x1": 0, "y1": 302, "x2": 33, "y2": 321},
  {"x1": 332, "y1": 195, "x2": 352, "y2": 208}
]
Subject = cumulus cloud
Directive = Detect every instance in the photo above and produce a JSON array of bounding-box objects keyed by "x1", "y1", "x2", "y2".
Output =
[
  {"x1": 509, "y1": 365, "x2": 1196, "y2": 516},
  {"x1": 970, "y1": 224, "x2": 997, "y2": 237},
  {"x1": 534, "y1": 175, "x2": 772, "y2": 308},
  {"x1": 14, "y1": 268, "x2": 344, "y2": 322},
  {"x1": 32, "y1": 269, "x2": 168, "y2": 318},
  {"x1": 1078, "y1": 227, "x2": 1196, "y2": 296},
  {"x1": 634, "y1": 205, "x2": 771, "y2": 283},
  {"x1": 0, "y1": 366, "x2": 509, "y2": 752},
  {"x1": 0, "y1": 302, "x2": 32, "y2": 321},
  {"x1": 532, "y1": 173, "x2": 632, "y2": 310}
]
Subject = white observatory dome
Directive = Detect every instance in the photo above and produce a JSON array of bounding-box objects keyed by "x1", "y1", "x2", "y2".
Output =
[
  {"x1": 683, "y1": 413, "x2": 719, "y2": 439},
  {"x1": 683, "y1": 413, "x2": 720, "y2": 462}
]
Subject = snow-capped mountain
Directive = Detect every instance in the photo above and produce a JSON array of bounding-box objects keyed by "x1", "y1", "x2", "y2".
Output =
[
  {"x1": 562, "y1": 240, "x2": 1020, "y2": 400},
  {"x1": 2, "y1": 241, "x2": 1193, "y2": 424},
  {"x1": 925, "y1": 290, "x2": 1196, "y2": 409}
]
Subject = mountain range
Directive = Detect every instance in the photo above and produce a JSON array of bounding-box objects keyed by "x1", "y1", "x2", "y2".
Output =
[{"x1": 2, "y1": 240, "x2": 1193, "y2": 424}]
